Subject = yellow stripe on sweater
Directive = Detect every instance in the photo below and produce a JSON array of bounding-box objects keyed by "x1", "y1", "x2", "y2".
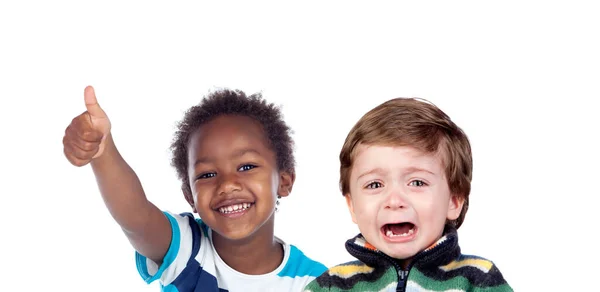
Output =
[
  {"x1": 328, "y1": 265, "x2": 375, "y2": 278},
  {"x1": 440, "y1": 258, "x2": 493, "y2": 273}
]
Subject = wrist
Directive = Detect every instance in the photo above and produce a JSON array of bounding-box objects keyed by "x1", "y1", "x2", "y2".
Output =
[{"x1": 91, "y1": 133, "x2": 119, "y2": 166}]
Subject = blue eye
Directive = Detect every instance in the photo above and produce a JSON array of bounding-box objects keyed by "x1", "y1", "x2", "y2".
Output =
[
  {"x1": 196, "y1": 172, "x2": 216, "y2": 180},
  {"x1": 238, "y1": 164, "x2": 256, "y2": 172},
  {"x1": 366, "y1": 181, "x2": 383, "y2": 189},
  {"x1": 409, "y1": 180, "x2": 426, "y2": 187}
]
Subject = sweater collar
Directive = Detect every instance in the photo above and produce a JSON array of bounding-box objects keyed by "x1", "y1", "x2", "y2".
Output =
[{"x1": 345, "y1": 225, "x2": 461, "y2": 269}]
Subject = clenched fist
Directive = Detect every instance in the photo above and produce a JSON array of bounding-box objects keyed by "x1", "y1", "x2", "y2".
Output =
[{"x1": 63, "y1": 86, "x2": 112, "y2": 166}]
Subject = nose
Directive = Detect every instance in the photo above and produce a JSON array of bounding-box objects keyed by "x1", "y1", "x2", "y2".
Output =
[
  {"x1": 385, "y1": 187, "x2": 408, "y2": 210},
  {"x1": 217, "y1": 172, "x2": 242, "y2": 195}
]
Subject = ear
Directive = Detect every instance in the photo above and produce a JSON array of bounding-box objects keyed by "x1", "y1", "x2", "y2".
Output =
[
  {"x1": 345, "y1": 194, "x2": 358, "y2": 224},
  {"x1": 446, "y1": 194, "x2": 464, "y2": 221},
  {"x1": 277, "y1": 171, "x2": 295, "y2": 198},
  {"x1": 182, "y1": 183, "x2": 197, "y2": 213}
]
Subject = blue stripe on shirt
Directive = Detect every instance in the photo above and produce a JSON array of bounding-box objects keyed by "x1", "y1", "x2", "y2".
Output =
[
  {"x1": 278, "y1": 245, "x2": 327, "y2": 278},
  {"x1": 135, "y1": 212, "x2": 181, "y2": 283}
]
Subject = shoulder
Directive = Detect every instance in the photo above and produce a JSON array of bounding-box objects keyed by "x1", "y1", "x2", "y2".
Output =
[
  {"x1": 161, "y1": 211, "x2": 211, "y2": 262},
  {"x1": 440, "y1": 254, "x2": 503, "y2": 277},
  {"x1": 436, "y1": 254, "x2": 512, "y2": 291},
  {"x1": 135, "y1": 212, "x2": 215, "y2": 287},
  {"x1": 304, "y1": 260, "x2": 382, "y2": 291},
  {"x1": 163, "y1": 211, "x2": 209, "y2": 237},
  {"x1": 278, "y1": 244, "x2": 327, "y2": 278},
  {"x1": 322, "y1": 260, "x2": 374, "y2": 277}
]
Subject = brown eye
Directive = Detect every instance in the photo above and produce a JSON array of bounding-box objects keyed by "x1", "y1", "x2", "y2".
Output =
[
  {"x1": 196, "y1": 172, "x2": 216, "y2": 180},
  {"x1": 238, "y1": 164, "x2": 257, "y2": 172},
  {"x1": 366, "y1": 181, "x2": 383, "y2": 189},
  {"x1": 409, "y1": 180, "x2": 426, "y2": 187}
]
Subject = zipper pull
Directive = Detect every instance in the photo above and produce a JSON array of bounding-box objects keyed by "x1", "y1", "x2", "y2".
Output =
[{"x1": 398, "y1": 270, "x2": 407, "y2": 280}]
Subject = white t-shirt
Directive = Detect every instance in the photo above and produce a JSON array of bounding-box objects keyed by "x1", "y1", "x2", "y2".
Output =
[{"x1": 136, "y1": 212, "x2": 327, "y2": 292}]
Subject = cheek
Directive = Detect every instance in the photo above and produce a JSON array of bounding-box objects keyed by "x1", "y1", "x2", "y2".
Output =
[
  {"x1": 418, "y1": 196, "x2": 449, "y2": 223},
  {"x1": 245, "y1": 173, "x2": 277, "y2": 198},
  {"x1": 352, "y1": 197, "x2": 378, "y2": 223},
  {"x1": 193, "y1": 183, "x2": 214, "y2": 202},
  {"x1": 246, "y1": 179, "x2": 261, "y2": 192},
  {"x1": 351, "y1": 200, "x2": 380, "y2": 241}
]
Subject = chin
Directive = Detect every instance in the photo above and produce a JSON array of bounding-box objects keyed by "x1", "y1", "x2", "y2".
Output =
[
  {"x1": 213, "y1": 225, "x2": 254, "y2": 240},
  {"x1": 381, "y1": 248, "x2": 417, "y2": 260},
  {"x1": 375, "y1": 239, "x2": 420, "y2": 260}
]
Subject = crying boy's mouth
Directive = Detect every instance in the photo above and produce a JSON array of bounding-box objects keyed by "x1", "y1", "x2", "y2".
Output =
[{"x1": 381, "y1": 222, "x2": 416, "y2": 238}]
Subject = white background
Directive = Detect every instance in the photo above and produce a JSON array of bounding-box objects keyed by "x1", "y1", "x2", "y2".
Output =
[{"x1": 1, "y1": 1, "x2": 599, "y2": 291}]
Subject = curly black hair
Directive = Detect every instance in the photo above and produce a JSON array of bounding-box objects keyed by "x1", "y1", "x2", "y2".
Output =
[{"x1": 170, "y1": 88, "x2": 295, "y2": 198}]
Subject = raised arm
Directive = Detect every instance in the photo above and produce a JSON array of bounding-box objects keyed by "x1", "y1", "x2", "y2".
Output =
[{"x1": 63, "y1": 86, "x2": 172, "y2": 264}]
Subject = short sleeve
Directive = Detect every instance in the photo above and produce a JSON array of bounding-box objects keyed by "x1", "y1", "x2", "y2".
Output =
[{"x1": 135, "y1": 211, "x2": 198, "y2": 286}]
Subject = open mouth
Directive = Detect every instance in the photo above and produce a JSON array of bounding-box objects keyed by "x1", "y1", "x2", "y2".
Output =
[
  {"x1": 381, "y1": 222, "x2": 416, "y2": 238},
  {"x1": 217, "y1": 202, "x2": 254, "y2": 214}
]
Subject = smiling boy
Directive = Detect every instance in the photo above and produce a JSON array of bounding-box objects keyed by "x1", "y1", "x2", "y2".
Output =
[
  {"x1": 304, "y1": 98, "x2": 512, "y2": 291},
  {"x1": 63, "y1": 86, "x2": 326, "y2": 291}
]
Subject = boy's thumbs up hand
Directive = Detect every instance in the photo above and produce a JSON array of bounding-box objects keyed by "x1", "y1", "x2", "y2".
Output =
[{"x1": 63, "y1": 86, "x2": 112, "y2": 166}]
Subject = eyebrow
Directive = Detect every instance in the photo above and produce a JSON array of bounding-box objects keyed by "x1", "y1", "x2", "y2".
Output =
[
  {"x1": 193, "y1": 148, "x2": 262, "y2": 167},
  {"x1": 356, "y1": 168, "x2": 387, "y2": 181},
  {"x1": 356, "y1": 166, "x2": 436, "y2": 180},
  {"x1": 402, "y1": 166, "x2": 436, "y2": 176},
  {"x1": 232, "y1": 148, "x2": 261, "y2": 158}
]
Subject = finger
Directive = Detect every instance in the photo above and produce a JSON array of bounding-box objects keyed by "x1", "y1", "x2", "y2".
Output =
[
  {"x1": 64, "y1": 141, "x2": 99, "y2": 162},
  {"x1": 73, "y1": 139, "x2": 101, "y2": 152},
  {"x1": 64, "y1": 139, "x2": 98, "y2": 159},
  {"x1": 63, "y1": 145, "x2": 93, "y2": 167},
  {"x1": 64, "y1": 130, "x2": 101, "y2": 152},
  {"x1": 69, "y1": 115, "x2": 104, "y2": 142},
  {"x1": 84, "y1": 86, "x2": 107, "y2": 119}
]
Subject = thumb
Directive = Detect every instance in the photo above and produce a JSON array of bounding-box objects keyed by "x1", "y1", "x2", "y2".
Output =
[{"x1": 84, "y1": 85, "x2": 107, "y2": 118}]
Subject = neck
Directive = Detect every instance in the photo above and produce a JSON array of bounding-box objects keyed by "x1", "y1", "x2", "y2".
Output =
[
  {"x1": 399, "y1": 258, "x2": 412, "y2": 270},
  {"x1": 212, "y1": 216, "x2": 283, "y2": 275}
]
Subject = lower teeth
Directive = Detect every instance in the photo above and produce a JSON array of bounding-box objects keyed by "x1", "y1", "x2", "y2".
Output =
[{"x1": 386, "y1": 228, "x2": 414, "y2": 237}]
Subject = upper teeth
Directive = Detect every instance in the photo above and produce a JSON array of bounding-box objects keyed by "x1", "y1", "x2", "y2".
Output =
[
  {"x1": 219, "y1": 203, "x2": 252, "y2": 214},
  {"x1": 386, "y1": 227, "x2": 415, "y2": 237}
]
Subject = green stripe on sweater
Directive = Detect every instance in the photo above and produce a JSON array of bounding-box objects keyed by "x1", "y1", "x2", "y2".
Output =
[
  {"x1": 408, "y1": 269, "x2": 512, "y2": 292},
  {"x1": 305, "y1": 266, "x2": 397, "y2": 291}
]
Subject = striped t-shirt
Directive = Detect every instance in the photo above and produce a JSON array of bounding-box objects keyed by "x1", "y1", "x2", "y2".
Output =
[{"x1": 136, "y1": 212, "x2": 327, "y2": 292}]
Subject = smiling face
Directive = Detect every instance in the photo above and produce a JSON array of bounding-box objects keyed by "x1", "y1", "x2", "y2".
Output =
[
  {"x1": 346, "y1": 144, "x2": 464, "y2": 261},
  {"x1": 186, "y1": 115, "x2": 293, "y2": 241}
]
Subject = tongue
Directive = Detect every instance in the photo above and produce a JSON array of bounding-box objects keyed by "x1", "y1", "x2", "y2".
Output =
[{"x1": 389, "y1": 223, "x2": 413, "y2": 235}]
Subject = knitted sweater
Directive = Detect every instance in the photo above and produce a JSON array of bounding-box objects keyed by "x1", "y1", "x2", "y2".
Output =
[{"x1": 304, "y1": 226, "x2": 512, "y2": 292}]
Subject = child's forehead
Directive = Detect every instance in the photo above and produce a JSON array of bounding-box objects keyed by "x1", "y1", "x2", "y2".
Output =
[
  {"x1": 354, "y1": 143, "x2": 440, "y2": 158},
  {"x1": 195, "y1": 115, "x2": 263, "y2": 136},
  {"x1": 351, "y1": 144, "x2": 445, "y2": 173},
  {"x1": 188, "y1": 115, "x2": 271, "y2": 152}
]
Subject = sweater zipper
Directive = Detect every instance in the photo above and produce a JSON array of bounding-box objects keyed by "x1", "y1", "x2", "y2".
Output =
[
  {"x1": 349, "y1": 242, "x2": 425, "y2": 292},
  {"x1": 378, "y1": 252, "x2": 413, "y2": 292},
  {"x1": 396, "y1": 266, "x2": 411, "y2": 291}
]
